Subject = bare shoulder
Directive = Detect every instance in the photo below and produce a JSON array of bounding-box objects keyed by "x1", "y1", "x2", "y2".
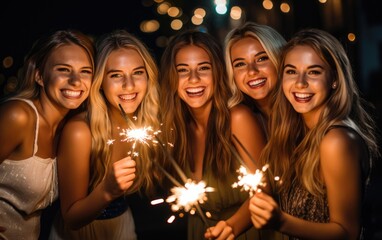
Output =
[
  {"x1": 321, "y1": 127, "x2": 363, "y2": 153},
  {"x1": 230, "y1": 104, "x2": 258, "y2": 123},
  {"x1": 61, "y1": 112, "x2": 91, "y2": 141},
  {"x1": 0, "y1": 100, "x2": 36, "y2": 130},
  {"x1": 320, "y1": 126, "x2": 366, "y2": 169}
]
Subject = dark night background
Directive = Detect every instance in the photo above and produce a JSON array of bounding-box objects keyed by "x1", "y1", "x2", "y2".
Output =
[{"x1": 1, "y1": 0, "x2": 381, "y2": 239}]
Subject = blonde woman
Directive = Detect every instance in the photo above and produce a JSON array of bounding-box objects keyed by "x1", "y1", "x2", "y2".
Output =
[
  {"x1": 49, "y1": 29, "x2": 162, "y2": 239},
  {"x1": 0, "y1": 29, "x2": 94, "y2": 240},
  {"x1": 225, "y1": 22, "x2": 286, "y2": 136},
  {"x1": 249, "y1": 29, "x2": 379, "y2": 240}
]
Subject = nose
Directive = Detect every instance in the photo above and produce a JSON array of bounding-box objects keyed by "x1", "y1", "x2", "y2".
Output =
[
  {"x1": 188, "y1": 69, "x2": 200, "y2": 83},
  {"x1": 248, "y1": 62, "x2": 259, "y2": 75},
  {"x1": 68, "y1": 72, "x2": 81, "y2": 86},
  {"x1": 295, "y1": 73, "x2": 308, "y2": 88},
  {"x1": 122, "y1": 75, "x2": 135, "y2": 90}
]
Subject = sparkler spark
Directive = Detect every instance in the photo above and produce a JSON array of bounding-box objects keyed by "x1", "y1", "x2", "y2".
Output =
[
  {"x1": 232, "y1": 164, "x2": 269, "y2": 197},
  {"x1": 166, "y1": 179, "x2": 214, "y2": 213},
  {"x1": 119, "y1": 125, "x2": 160, "y2": 157}
]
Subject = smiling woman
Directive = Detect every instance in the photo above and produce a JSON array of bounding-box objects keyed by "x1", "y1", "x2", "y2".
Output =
[{"x1": 0, "y1": 29, "x2": 94, "y2": 240}]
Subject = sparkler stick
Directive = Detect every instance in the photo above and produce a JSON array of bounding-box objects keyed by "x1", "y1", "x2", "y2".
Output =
[
  {"x1": 232, "y1": 134, "x2": 257, "y2": 164},
  {"x1": 118, "y1": 104, "x2": 212, "y2": 228}
]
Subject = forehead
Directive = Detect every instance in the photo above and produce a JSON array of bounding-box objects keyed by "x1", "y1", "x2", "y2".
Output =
[
  {"x1": 285, "y1": 45, "x2": 324, "y2": 64},
  {"x1": 175, "y1": 45, "x2": 210, "y2": 64},
  {"x1": 106, "y1": 48, "x2": 144, "y2": 66}
]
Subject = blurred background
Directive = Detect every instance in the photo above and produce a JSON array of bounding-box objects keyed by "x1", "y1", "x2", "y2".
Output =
[{"x1": 1, "y1": 0, "x2": 381, "y2": 239}]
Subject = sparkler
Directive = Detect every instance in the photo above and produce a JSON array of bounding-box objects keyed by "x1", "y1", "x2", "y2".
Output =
[
  {"x1": 117, "y1": 104, "x2": 213, "y2": 227},
  {"x1": 230, "y1": 134, "x2": 269, "y2": 197}
]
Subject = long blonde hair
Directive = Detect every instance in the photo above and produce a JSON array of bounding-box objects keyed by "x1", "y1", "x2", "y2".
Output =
[
  {"x1": 88, "y1": 29, "x2": 161, "y2": 194},
  {"x1": 262, "y1": 29, "x2": 379, "y2": 197}
]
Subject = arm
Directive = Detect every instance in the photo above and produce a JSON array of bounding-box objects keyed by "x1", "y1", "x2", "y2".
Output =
[
  {"x1": 58, "y1": 115, "x2": 136, "y2": 229},
  {"x1": 205, "y1": 104, "x2": 267, "y2": 239},
  {"x1": 249, "y1": 127, "x2": 363, "y2": 240},
  {"x1": 0, "y1": 101, "x2": 33, "y2": 163}
]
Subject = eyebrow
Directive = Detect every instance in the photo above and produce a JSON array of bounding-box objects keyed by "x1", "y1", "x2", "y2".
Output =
[
  {"x1": 176, "y1": 61, "x2": 211, "y2": 67},
  {"x1": 232, "y1": 50, "x2": 267, "y2": 64},
  {"x1": 106, "y1": 65, "x2": 146, "y2": 74},
  {"x1": 283, "y1": 64, "x2": 324, "y2": 70}
]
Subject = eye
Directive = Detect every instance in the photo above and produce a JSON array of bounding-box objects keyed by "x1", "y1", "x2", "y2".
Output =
[
  {"x1": 134, "y1": 70, "x2": 145, "y2": 75},
  {"x1": 257, "y1": 55, "x2": 269, "y2": 62},
  {"x1": 199, "y1": 65, "x2": 211, "y2": 71},
  {"x1": 233, "y1": 62, "x2": 246, "y2": 68},
  {"x1": 284, "y1": 69, "x2": 296, "y2": 75},
  {"x1": 57, "y1": 67, "x2": 70, "y2": 72},
  {"x1": 81, "y1": 69, "x2": 93, "y2": 75},
  {"x1": 308, "y1": 70, "x2": 321, "y2": 75},
  {"x1": 177, "y1": 68, "x2": 188, "y2": 73},
  {"x1": 110, "y1": 73, "x2": 123, "y2": 78}
]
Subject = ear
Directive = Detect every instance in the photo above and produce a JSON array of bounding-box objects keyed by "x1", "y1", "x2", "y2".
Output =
[{"x1": 35, "y1": 71, "x2": 44, "y2": 87}]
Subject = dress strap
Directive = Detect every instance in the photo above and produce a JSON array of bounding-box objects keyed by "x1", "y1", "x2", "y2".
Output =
[{"x1": 8, "y1": 98, "x2": 40, "y2": 156}]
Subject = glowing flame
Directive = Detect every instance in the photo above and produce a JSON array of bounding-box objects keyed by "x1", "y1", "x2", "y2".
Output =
[
  {"x1": 166, "y1": 179, "x2": 214, "y2": 213},
  {"x1": 232, "y1": 164, "x2": 269, "y2": 197}
]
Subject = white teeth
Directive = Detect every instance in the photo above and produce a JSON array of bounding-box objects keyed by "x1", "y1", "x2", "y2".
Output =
[
  {"x1": 62, "y1": 90, "x2": 81, "y2": 97},
  {"x1": 186, "y1": 87, "x2": 204, "y2": 93},
  {"x1": 294, "y1": 93, "x2": 313, "y2": 98},
  {"x1": 119, "y1": 93, "x2": 137, "y2": 100},
  {"x1": 248, "y1": 78, "x2": 266, "y2": 87}
]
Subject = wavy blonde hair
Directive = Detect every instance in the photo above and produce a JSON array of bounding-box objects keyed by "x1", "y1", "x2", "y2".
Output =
[
  {"x1": 261, "y1": 29, "x2": 379, "y2": 197},
  {"x1": 224, "y1": 22, "x2": 286, "y2": 109},
  {"x1": 159, "y1": 30, "x2": 235, "y2": 180},
  {"x1": 88, "y1": 29, "x2": 161, "y2": 194}
]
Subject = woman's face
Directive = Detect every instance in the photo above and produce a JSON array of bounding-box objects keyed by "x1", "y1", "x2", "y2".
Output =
[
  {"x1": 102, "y1": 48, "x2": 148, "y2": 115},
  {"x1": 230, "y1": 36, "x2": 277, "y2": 103},
  {"x1": 282, "y1": 45, "x2": 332, "y2": 126},
  {"x1": 175, "y1": 45, "x2": 213, "y2": 110},
  {"x1": 40, "y1": 44, "x2": 93, "y2": 110}
]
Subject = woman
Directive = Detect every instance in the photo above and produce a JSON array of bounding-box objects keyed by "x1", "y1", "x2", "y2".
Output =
[
  {"x1": 249, "y1": 29, "x2": 379, "y2": 240},
  {"x1": 159, "y1": 29, "x2": 267, "y2": 240},
  {"x1": 0, "y1": 29, "x2": 94, "y2": 240},
  {"x1": 49, "y1": 29, "x2": 162, "y2": 239},
  {"x1": 225, "y1": 22, "x2": 286, "y2": 136}
]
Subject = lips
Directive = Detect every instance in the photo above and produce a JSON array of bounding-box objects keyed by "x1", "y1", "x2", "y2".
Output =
[
  {"x1": 248, "y1": 78, "x2": 266, "y2": 88},
  {"x1": 119, "y1": 93, "x2": 138, "y2": 101},
  {"x1": 185, "y1": 87, "x2": 205, "y2": 96},
  {"x1": 293, "y1": 92, "x2": 313, "y2": 102},
  {"x1": 61, "y1": 89, "x2": 82, "y2": 98}
]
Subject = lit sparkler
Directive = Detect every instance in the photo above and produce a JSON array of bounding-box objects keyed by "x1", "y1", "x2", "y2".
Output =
[
  {"x1": 230, "y1": 134, "x2": 269, "y2": 196},
  {"x1": 118, "y1": 104, "x2": 213, "y2": 226},
  {"x1": 232, "y1": 164, "x2": 269, "y2": 197}
]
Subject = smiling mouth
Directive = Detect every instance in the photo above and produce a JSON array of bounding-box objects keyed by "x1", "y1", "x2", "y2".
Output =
[
  {"x1": 62, "y1": 89, "x2": 83, "y2": 98},
  {"x1": 119, "y1": 93, "x2": 138, "y2": 101},
  {"x1": 186, "y1": 87, "x2": 205, "y2": 97},
  {"x1": 293, "y1": 92, "x2": 313, "y2": 102},
  {"x1": 248, "y1": 78, "x2": 266, "y2": 88}
]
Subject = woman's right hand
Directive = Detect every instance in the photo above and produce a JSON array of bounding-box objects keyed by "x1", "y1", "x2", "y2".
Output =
[
  {"x1": 249, "y1": 191, "x2": 282, "y2": 230},
  {"x1": 104, "y1": 156, "x2": 136, "y2": 200}
]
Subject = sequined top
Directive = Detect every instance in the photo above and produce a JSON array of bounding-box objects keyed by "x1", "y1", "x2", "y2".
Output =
[{"x1": 0, "y1": 99, "x2": 58, "y2": 240}]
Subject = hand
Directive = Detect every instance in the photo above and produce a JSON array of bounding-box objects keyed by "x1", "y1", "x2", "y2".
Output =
[
  {"x1": 204, "y1": 220, "x2": 234, "y2": 240},
  {"x1": 249, "y1": 191, "x2": 282, "y2": 229},
  {"x1": 104, "y1": 156, "x2": 136, "y2": 200}
]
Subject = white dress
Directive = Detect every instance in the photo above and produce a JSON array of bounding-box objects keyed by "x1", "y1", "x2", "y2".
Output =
[{"x1": 0, "y1": 99, "x2": 58, "y2": 240}]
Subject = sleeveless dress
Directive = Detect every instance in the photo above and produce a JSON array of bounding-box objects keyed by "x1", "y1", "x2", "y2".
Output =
[
  {"x1": 279, "y1": 120, "x2": 371, "y2": 240},
  {"x1": 0, "y1": 98, "x2": 58, "y2": 240},
  {"x1": 186, "y1": 164, "x2": 279, "y2": 240}
]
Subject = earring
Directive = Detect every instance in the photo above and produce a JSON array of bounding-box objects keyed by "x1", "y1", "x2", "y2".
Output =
[{"x1": 332, "y1": 82, "x2": 337, "y2": 89}]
